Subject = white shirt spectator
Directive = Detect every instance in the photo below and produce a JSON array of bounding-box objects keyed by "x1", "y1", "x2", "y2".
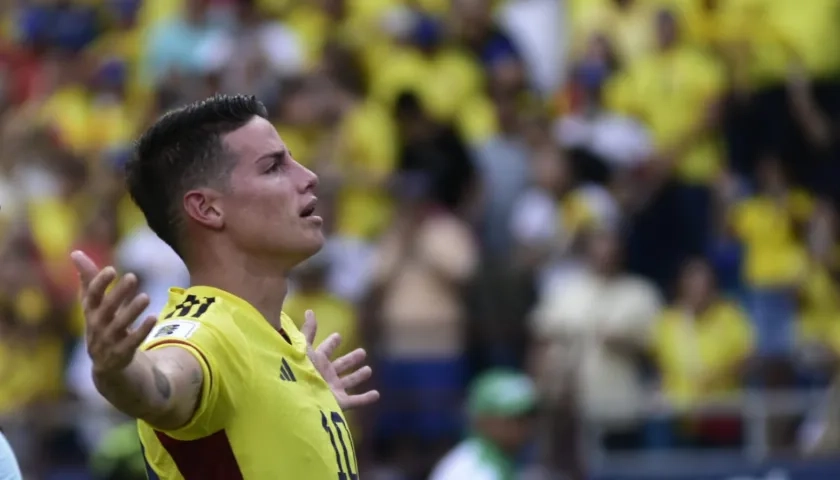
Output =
[
  {"x1": 530, "y1": 268, "x2": 661, "y2": 425},
  {"x1": 429, "y1": 440, "x2": 503, "y2": 480}
]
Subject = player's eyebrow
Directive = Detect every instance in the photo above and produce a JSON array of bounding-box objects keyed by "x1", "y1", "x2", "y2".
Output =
[{"x1": 256, "y1": 149, "x2": 287, "y2": 164}]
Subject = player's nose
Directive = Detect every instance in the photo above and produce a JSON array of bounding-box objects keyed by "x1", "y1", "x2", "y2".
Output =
[
  {"x1": 291, "y1": 157, "x2": 318, "y2": 193},
  {"x1": 300, "y1": 164, "x2": 318, "y2": 193}
]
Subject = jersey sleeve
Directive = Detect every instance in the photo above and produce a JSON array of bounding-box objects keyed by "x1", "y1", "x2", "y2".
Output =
[{"x1": 141, "y1": 317, "x2": 251, "y2": 440}]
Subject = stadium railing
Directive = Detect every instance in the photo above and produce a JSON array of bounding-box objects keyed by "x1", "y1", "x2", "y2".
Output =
[{"x1": 581, "y1": 388, "x2": 835, "y2": 479}]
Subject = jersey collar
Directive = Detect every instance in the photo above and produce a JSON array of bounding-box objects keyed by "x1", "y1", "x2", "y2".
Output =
[{"x1": 177, "y1": 285, "x2": 308, "y2": 356}]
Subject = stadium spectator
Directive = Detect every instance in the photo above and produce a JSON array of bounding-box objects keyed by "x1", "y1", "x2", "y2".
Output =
[
  {"x1": 370, "y1": 171, "x2": 478, "y2": 475},
  {"x1": 473, "y1": 86, "x2": 532, "y2": 260},
  {"x1": 607, "y1": 8, "x2": 725, "y2": 259},
  {"x1": 728, "y1": 156, "x2": 811, "y2": 360},
  {"x1": 654, "y1": 258, "x2": 753, "y2": 406},
  {"x1": 652, "y1": 258, "x2": 753, "y2": 447},
  {"x1": 394, "y1": 91, "x2": 478, "y2": 215},
  {"x1": 529, "y1": 227, "x2": 661, "y2": 450},
  {"x1": 511, "y1": 145, "x2": 619, "y2": 298},
  {"x1": 428, "y1": 369, "x2": 538, "y2": 480},
  {"x1": 555, "y1": 35, "x2": 652, "y2": 178}
]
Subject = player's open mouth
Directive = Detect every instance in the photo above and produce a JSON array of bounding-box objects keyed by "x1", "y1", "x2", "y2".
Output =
[{"x1": 300, "y1": 199, "x2": 317, "y2": 218}]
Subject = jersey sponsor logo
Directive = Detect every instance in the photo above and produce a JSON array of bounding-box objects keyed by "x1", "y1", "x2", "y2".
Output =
[
  {"x1": 279, "y1": 358, "x2": 297, "y2": 382},
  {"x1": 148, "y1": 320, "x2": 200, "y2": 341}
]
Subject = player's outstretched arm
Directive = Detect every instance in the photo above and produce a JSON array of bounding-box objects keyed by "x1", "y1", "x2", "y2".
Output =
[{"x1": 71, "y1": 251, "x2": 205, "y2": 431}]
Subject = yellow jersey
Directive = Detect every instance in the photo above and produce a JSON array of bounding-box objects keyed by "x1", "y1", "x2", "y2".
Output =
[
  {"x1": 730, "y1": 192, "x2": 813, "y2": 287},
  {"x1": 653, "y1": 302, "x2": 753, "y2": 407},
  {"x1": 138, "y1": 286, "x2": 358, "y2": 479}
]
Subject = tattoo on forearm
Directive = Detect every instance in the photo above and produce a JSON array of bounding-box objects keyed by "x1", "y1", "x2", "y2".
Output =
[{"x1": 152, "y1": 366, "x2": 172, "y2": 400}]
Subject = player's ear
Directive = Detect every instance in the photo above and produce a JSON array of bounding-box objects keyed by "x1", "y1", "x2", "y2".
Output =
[{"x1": 183, "y1": 189, "x2": 224, "y2": 230}]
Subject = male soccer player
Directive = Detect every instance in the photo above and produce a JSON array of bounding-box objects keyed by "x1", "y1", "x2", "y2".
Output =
[{"x1": 71, "y1": 94, "x2": 379, "y2": 479}]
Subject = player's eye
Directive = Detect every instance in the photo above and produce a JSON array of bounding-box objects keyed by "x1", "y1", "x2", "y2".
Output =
[{"x1": 265, "y1": 160, "x2": 282, "y2": 174}]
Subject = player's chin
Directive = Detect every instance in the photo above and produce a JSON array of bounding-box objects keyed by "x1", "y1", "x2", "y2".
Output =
[
  {"x1": 287, "y1": 217, "x2": 324, "y2": 251},
  {"x1": 300, "y1": 225, "x2": 326, "y2": 250}
]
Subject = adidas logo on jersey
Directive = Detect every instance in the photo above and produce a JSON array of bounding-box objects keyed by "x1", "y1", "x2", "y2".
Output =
[{"x1": 279, "y1": 358, "x2": 297, "y2": 382}]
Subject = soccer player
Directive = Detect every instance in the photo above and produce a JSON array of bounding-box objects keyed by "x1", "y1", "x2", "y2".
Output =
[{"x1": 71, "y1": 94, "x2": 379, "y2": 479}]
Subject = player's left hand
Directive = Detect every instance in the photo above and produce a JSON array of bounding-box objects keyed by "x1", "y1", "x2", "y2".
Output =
[{"x1": 301, "y1": 310, "x2": 380, "y2": 410}]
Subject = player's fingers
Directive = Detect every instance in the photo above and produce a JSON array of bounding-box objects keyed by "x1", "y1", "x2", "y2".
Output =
[
  {"x1": 341, "y1": 390, "x2": 380, "y2": 410},
  {"x1": 115, "y1": 274, "x2": 140, "y2": 311},
  {"x1": 109, "y1": 292, "x2": 150, "y2": 339},
  {"x1": 99, "y1": 273, "x2": 139, "y2": 322},
  {"x1": 70, "y1": 250, "x2": 100, "y2": 292},
  {"x1": 301, "y1": 310, "x2": 318, "y2": 346},
  {"x1": 341, "y1": 365, "x2": 372, "y2": 390},
  {"x1": 84, "y1": 267, "x2": 118, "y2": 313},
  {"x1": 331, "y1": 348, "x2": 366, "y2": 375},
  {"x1": 122, "y1": 316, "x2": 157, "y2": 351},
  {"x1": 316, "y1": 333, "x2": 341, "y2": 360}
]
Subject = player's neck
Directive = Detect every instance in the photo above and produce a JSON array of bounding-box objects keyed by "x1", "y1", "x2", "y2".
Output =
[{"x1": 189, "y1": 262, "x2": 289, "y2": 331}]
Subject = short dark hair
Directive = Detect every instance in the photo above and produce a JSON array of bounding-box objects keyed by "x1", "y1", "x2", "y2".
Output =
[{"x1": 126, "y1": 94, "x2": 268, "y2": 256}]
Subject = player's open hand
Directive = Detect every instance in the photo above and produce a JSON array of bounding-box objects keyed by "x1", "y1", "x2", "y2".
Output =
[
  {"x1": 71, "y1": 250, "x2": 157, "y2": 375},
  {"x1": 301, "y1": 310, "x2": 380, "y2": 411}
]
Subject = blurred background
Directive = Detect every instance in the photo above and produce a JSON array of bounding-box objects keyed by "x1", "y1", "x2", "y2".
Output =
[{"x1": 0, "y1": 0, "x2": 839, "y2": 479}]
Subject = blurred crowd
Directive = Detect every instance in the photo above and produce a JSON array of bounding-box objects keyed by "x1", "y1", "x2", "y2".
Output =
[{"x1": 0, "y1": 0, "x2": 839, "y2": 479}]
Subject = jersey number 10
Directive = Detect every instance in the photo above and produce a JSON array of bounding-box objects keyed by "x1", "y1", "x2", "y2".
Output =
[{"x1": 321, "y1": 410, "x2": 358, "y2": 480}]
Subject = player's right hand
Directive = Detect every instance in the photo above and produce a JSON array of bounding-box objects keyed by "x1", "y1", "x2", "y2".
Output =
[{"x1": 71, "y1": 250, "x2": 157, "y2": 374}]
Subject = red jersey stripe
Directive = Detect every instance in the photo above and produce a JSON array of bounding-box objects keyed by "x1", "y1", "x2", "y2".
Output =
[{"x1": 155, "y1": 430, "x2": 243, "y2": 480}]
